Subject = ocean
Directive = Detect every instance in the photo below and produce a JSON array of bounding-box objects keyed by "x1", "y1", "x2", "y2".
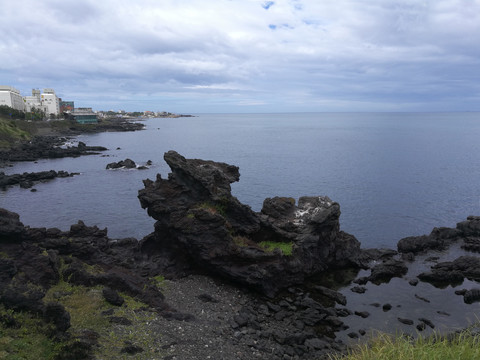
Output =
[{"x1": 1, "y1": 112, "x2": 479, "y2": 249}]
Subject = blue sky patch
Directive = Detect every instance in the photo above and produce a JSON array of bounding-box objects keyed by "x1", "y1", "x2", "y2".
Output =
[{"x1": 262, "y1": 1, "x2": 275, "y2": 10}]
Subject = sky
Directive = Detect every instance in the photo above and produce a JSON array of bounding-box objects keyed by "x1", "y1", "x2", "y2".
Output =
[{"x1": 1, "y1": 0, "x2": 480, "y2": 113}]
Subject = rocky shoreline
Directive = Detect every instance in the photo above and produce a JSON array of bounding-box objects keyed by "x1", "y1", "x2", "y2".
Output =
[
  {"x1": 1, "y1": 151, "x2": 480, "y2": 359},
  {"x1": 0, "y1": 169, "x2": 79, "y2": 190},
  {"x1": 0, "y1": 117, "x2": 143, "y2": 166}
]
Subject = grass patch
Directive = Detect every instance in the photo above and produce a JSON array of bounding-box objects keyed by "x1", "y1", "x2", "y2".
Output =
[
  {"x1": 44, "y1": 280, "x2": 162, "y2": 359},
  {"x1": 148, "y1": 275, "x2": 166, "y2": 291},
  {"x1": 0, "y1": 305, "x2": 60, "y2": 359},
  {"x1": 1, "y1": 257, "x2": 168, "y2": 359},
  {"x1": 233, "y1": 237, "x2": 294, "y2": 256},
  {"x1": 258, "y1": 241, "x2": 294, "y2": 256},
  {"x1": 198, "y1": 202, "x2": 226, "y2": 216},
  {"x1": 0, "y1": 118, "x2": 31, "y2": 149},
  {"x1": 331, "y1": 330, "x2": 480, "y2": 360}
]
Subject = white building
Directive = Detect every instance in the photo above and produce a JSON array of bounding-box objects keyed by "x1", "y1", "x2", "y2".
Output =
[
  {"x1": 41, "y1": 88, "x2": 60, "y2": 116},
  {"x1": 24, "y1": 89, "x2": 45, "y2": 113},
  {"x1": 0, "y1": 85, "x2": 25, "y2": 111}
]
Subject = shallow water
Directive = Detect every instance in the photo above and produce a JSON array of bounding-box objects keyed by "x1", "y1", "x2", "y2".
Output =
[{"x1": 335, "y1": 243, "x2": 480, "y2": 343}]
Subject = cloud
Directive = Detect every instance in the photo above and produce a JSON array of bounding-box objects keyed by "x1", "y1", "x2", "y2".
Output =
[{"x1": 0, "y1": 0, "x2": 479, "y2": 112}]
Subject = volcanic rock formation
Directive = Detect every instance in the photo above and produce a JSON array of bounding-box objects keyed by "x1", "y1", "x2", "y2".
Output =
[{"x1": 138, "y1": 150, "x2": 361, "y2": 296}]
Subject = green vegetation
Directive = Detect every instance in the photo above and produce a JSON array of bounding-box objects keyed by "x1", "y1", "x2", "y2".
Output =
[
  {"x1": 331, "y1": 330, "x2": 480, "y2": 360},
  {"x1": 198, "y1": 202, "x2": 227, "y2": 216},
  {"x1": 0, "y1": 305, "x2": 61, "y2": 360},
  {"x1": 233, "y1": 236, "x2": 294, "y2": 256},
  {"x1": 258, "y1": 241, "x2": 294, "y2": 256},
  {"x1": 0, "y1": 258, "x2": 167, "y2": 359},
  {"x1": 0, "y1": 118, "x2": 31, "y2": 149},
  {"x1": 148, "y1": 275, "x2": 166, "y2": 290},
  {"x1": 0, "y1": 105, "x2": 26, "y2": 121}
]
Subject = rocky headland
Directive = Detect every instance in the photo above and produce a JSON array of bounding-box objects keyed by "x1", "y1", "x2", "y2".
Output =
[{"x1": 1, "y1": 151, "x2": 480, "y2": 359}]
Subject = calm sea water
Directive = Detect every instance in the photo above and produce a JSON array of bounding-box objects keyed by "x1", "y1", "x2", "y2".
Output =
[{"x1": 1, "y1": 112, "x2": 480, "y2": 249}]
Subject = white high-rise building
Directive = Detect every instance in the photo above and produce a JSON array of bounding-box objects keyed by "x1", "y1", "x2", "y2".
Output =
[
  {"x1": 41, "y1": 88, "x2": 60, "y2": 116},
  {"x1": 0, "y1": 85, "x2": 25, "y2": 111}
]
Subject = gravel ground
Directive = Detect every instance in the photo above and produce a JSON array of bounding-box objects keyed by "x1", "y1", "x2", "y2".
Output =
[
  {"x1": 126, "y1": 274, "x2": 344, "y2": 360},
  {"x1": 144, "y1": 275, "x2": 268, "y2": 360}
]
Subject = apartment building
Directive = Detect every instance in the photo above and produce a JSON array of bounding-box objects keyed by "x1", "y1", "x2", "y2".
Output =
[
  {"x1": 23, "y1": 88, "x2": 61, "y2": 116},
  {"x1": 0, "y1": 85, "x2": 25, "y2": 111},
  {"x1": 41, "y1": 88, "x2": 60, "y2": 116}
]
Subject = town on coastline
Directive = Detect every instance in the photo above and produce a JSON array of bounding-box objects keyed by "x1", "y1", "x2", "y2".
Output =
[{"x1": 0, "y1": 85, "x2": 188, "y2": 123}]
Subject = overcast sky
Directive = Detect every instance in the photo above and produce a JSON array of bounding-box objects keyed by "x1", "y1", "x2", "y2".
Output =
[{"x1": 1, "y1": 0, "x2": 479, "y2": 113}]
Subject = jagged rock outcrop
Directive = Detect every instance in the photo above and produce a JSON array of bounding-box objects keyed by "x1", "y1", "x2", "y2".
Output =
[{"x1": 138, "y1": 151, "x2": 361, "y2": 296}]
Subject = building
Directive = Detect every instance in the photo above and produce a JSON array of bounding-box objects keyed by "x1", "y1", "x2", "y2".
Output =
[
  {"x1": 41, "y1": 88, "x2": 60, "y2": 116},
  {"x1": 0, "y1": 85, "x2": 25, "y2": 111},
  {"x1": 70, "y1": 107, "x2": 98, "y2": 124},
  {"x1": 60, "y1": 101, "x2": 74, "y2": 113},
  {"x1": 24, "y1": 89, "x2": 45, "y2": 114}
]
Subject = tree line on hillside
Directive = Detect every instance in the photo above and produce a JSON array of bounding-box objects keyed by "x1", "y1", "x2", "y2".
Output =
[{"x1": 0, "y1": 105, "x2": 48, "y2": 121}]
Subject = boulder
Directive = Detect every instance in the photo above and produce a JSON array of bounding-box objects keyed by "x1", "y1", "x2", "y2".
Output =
[
  {"x1": 457, "y1": 216, "x2": 480, "y2": 236},
  {"x1": 463, "y1": 288, "x2": 480, "y2": 304},
  {"x1": 0, "y1": 208, "x2": 25, "y2": 240},
  {"x1": 367, "y1": 259, "x2": 408, "y2": 285},
  {"x1": 106, "y1": 158, "x2": 136, "y2": 169},
  {"x1": 138, "y1": 151, "x2": 361, "y2": 296},
  {"x1": 44, "y1": 302, "x2": 71, "y2": 332}
]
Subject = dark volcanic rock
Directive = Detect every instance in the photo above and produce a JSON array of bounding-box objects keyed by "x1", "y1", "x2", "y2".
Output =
[
  {"x1": 0, "y1": 136, "x2": 107, "y2": 163},
  {"x1": 418, "y1": 256, "x2": 480, "y2": 287},
  {"x1": 0, "y1": 170, "x2": 78, "y2": 189},
  {"x1": 138, "y1": 151, "x2": 362, "y2": 296},
  {"x1": 351, "y1": 286, "x2": 367, "y2": 294},
  {"x1": 398, "y1": 216, "x2": 480, "y2": 255},
  {"x1": 44, "y1": 302, "x2": 71, "y2": 332},
  {"x1": 121, "y1": 342, "x2": 144, "y2": 355},
  {"x1": 102, "y1": 287, "x2": 125, "y2": 306},
  {"x1": 313, "y1": 285, "x2": 347, "y2": 306},
  {"x1": 397, "y1": 227, "x2": 461, "y2": 254},
  {"x1": 463, "y1": 288, "x2": 480, "y2": 304},
  {"x1": 0, "y1": 208, "x2": 25, "y2": 240},
  {"x1": 367, "y1": 259, "x2": 408, "y2": 285},
  {"x1": 457, "y1": 216, "x2": 480, "y2": 236},
  {"x1": 397, "y1": 317, "x2": 414, "y2": 325},
  {"x1": 106, "y1": 158, "x2": 137, "y2": 169}
]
